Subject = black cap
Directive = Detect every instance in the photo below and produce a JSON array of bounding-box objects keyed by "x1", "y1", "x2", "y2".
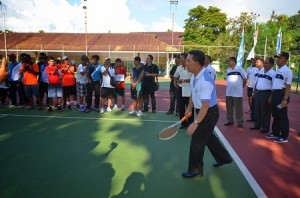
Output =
[{"x1": 274, "y1": 52, "x2": 289, "y2": 60}]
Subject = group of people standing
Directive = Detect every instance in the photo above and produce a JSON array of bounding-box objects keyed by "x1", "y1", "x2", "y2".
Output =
[
  {"x1": 224, "y1": 52, "x2": 293, "y2": 143},
  {"x1": 0, "y1": 53, "x2": 161, "y2": 117}
]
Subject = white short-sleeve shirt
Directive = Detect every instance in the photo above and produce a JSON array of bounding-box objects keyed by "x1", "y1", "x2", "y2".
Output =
[
  {"x1": 205, "y1": 64, "x2": 216, "y2": 80},
  {"x1": 100, "y1": 66, "x2": 115, "y2": 88},
  {"x1": 77, "y1": 64, "x2": 88, "y2": 84},
  {"x1": 190, "y1": 69, "x2": 217, "y2": 109},
  {"x1": 255, "y1": 69, "x2": 276, "y2": 91},
  {"x1": 272, "y1": 65, "x2": 293, "y2": 90},
  {"x1": 246, "y1": 65, "x2": 259, "y2": 88},
  {"x1": 173, "y1": 65, "x2": 192, "y2": 87},
  {"x1": 226, "y1": 65, "x2": 246, "y2": 97}
]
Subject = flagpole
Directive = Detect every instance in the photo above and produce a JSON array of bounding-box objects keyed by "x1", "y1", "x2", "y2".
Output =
[{"x1": 264, "y1": 37, "x2": 267, "y2": 60}]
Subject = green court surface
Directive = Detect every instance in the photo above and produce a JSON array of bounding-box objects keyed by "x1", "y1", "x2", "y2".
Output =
[{"x1": 0, "y1": 108, "x2": 256, "y2": 198}]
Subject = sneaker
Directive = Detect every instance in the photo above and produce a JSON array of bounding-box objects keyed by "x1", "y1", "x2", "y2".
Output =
[
  {"x1": 79, "y1": 105, "x2": 86, "y2": 112},
  {"x1": 67, "y1": 104, "x2": 72, "y2": 110},
  {"x1": 85, "y1": 108, "x2": 91, "y2": 113},
  {"x1": 113, "y1": 104, "x2": 118, "y2": 110},
  {"x1": 94, "y1": 108, "x2": 100, "y2": 112},
  {"x1": 48, "y1": 106, "x2": 53, "y2": 112},
  {"x1": 57, "y1": 106, "x2": 63, "y2": 112},
  {"x1": 100, "y1": 108, "x2": 105, "y2": 114},
  {"x1": 265, "y1": 133, "x2": 278, "y2": 139},
  {"x1": 9, "y1": 105, "x2": 16, "y2": 108},
  {"x1": 106, "y1": 107, "x2": 112, "y2": 112},
  {"x1": 128, "y1": 110, "x2": 136, "y2": 115},
  {"x1": 136, "y1": 110, "x2": 143, "y2": 117},
  {"x1": 273, "y1": 137, "x2": 288, "y2": 143},
  {"x1": 166, "y1": 110, "x2": 174, "y2": 115},
  {"x1": 121, "y1": 106, "x2": 125, "y2": 111}
]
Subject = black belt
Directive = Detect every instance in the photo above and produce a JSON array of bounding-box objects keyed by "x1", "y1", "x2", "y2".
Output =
[
  {"x1": 257, "y1": 90, "x2": 271, "y2": 92},
  {"x1": 273, "y1": 89, "x2": 285, "y2": 93},
  {"x1": 195, "y1": 104, "x2": 217, "y2": 112}
]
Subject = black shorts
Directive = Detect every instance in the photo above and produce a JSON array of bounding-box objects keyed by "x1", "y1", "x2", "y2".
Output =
[
  {"x1": 247, "y1": 87, "x2": 253, "y2": 97},
  {"x1": 115, "y1": 88, "x2": 125, "y2": 96},
  {"x1": 101, "y1": 87, "x2": 116, "y2": 99},
  {"x1": 63, "y1": 85, "x2": 77, "y2": 98}
]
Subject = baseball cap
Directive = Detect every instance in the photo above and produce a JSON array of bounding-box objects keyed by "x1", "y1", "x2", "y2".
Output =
[
  {"x1": 105, "y1": 57, "x2": 111, "y2": 61},
  {"x1": 274, "y1": 52, "x2": 289, "y2": 59},
  {"x1": 62, "y1": 55, "x2": 68, "y2": 60}
]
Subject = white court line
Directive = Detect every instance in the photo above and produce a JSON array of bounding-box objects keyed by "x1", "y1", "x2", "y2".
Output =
[
  {"x1": 0, "y1": 113, "x2": 176, "y2": 123},
  {"x1": 0, "y1": 115, "x2": 7, "y2": 118},
  {"x1": 214, "y1": 126, "x2": 267, "y2": 198}
]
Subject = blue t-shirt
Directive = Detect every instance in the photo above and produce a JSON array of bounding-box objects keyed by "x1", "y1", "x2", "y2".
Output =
[{"x1": 132, "y1": 66, "x2": 144, "y2": 83}]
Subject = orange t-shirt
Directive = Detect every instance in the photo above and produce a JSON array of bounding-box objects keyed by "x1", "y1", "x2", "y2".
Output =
[
  {"x1": 60, "y1": 64, "x2": 76, "y2": 87},
  {"x1": 46, "y1": 65, "x2": 61, "y2": 85},
  {"x1": 20, "y1": 63, "x2": 39, "y2": 85}
]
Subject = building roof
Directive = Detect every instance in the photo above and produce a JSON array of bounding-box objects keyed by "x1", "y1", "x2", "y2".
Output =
[{"x1": 0, "y1": 32, "x2": 183, "y2": 53}]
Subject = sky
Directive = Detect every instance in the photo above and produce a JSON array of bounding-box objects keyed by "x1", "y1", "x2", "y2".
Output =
[{"x1": 1, "y1": 0, "x2": 300, "y2": 33}]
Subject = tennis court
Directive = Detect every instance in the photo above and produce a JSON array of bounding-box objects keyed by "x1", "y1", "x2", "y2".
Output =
[{"x1": 0, "y1": 107, "x2": 257, "y2": 198}]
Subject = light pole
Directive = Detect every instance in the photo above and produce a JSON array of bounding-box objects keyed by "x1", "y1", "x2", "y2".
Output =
[
  {"x1": 83, "y1": 0, "x2": 87, "y2": 56},
  {"x1": 250, "y1": 12, "x2": 260, "y2": 30},
  {"x1": 170, "y1": 0, "x2": 178, "y2": 59},
  {"x1": 0, "y1": 1, "x2": 7, "y2": 59}
]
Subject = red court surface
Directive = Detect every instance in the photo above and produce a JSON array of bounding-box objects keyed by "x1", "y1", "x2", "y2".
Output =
[{"x1": 153, "y1": 79, "x2": 300, "y2": 198}]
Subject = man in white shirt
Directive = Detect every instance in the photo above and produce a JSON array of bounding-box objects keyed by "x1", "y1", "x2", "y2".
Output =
[
  {"x1": 250, "y1": 57, "x2": 276, "y2": 133},
  {"x1": 246, "y1": 58, "x2": 258, "y2": 121},
  {"x1": 100, "y1": 58, "x2": 116, "y2": 114},
  {"x1": 265, "y1": 52, "x2": 293, "y2": 143},
  {"x1": 173, "y1": 53, "x2": 193, "y2": 128},
  {"x1": 76, "y1": 55, "x2": 89, "y2": 112},
  {"x1": 224, "y1": 57, "x2": 247, "y2": 128},
  {"x1": 204, "y1": 55, "x2": 216, "y2": 81}
]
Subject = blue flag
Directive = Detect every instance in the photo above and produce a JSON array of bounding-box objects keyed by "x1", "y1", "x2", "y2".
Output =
[
  {"x1": 275, "y1": 27, "x2": 282, "y2": 55},
  {"x1": 237, "y1": 29, "x2": 244, "y2": 67}
]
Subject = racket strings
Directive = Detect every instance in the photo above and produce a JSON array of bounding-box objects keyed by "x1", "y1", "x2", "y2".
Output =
[{"x1": 158, "y1": 126, "x2": 178, "y2": 139}]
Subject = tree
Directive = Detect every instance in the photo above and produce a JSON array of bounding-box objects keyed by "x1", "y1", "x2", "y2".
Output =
[{"x1": 183, "y1": 5, "x2": 228, "y2": 47}]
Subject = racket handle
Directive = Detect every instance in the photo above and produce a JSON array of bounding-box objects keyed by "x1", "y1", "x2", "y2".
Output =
[{"x1": 180, "y1": 112, "x2": 192, "y2": 122}]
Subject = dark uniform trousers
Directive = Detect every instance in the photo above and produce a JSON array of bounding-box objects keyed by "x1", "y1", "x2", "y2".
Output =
[
  {"x1": 271, "y1": 89, "x2": 289, "y2": 139},
  {"x1": 254, "y1": 90, "x2": 272, "y2": 131},
  {"x1": 86, "y1": 81, "x2": 100, "y2": 109},
  {"x1": 188, "y1": 105, "x2": 231, "y2": 175},
  {"x1": 178, "y1": 87, "x2": 194, "y2": 127}
]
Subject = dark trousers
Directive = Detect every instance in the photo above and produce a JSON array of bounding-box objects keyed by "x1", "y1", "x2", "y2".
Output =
[
  {"x1": 39, "y1": 82, "x2": 49, "y2": 105},
  {"x1": 9, "y1": 81, "x2": 25, "y2": 105},
  {"x1": 86, "y1": 82, "x2": 100, "y2": 109},
  {"x1": 226, "y1": 96, "x2": 244, "y2": 125},
  {"x1": 178, "y1": 88, "x2": 193, "y2": 127},
  {"x1": 250, "y1": 97, "x2": 255, "y2": 121},
  {"x1": 271, "y1": 91, "x2": 289, "y2": 139},
  {"x1": 188, "y1": 106, "x2": 231, "y2": 174},
  {"x1": 168, "y1": 88, "x2": 179, "y2": 113},
  {"x1": 142, "y1": 85, "x2": 156, "y2": 111},
  {"x1": 254, "y1": 91, "x2": 272, "y2": 131}
]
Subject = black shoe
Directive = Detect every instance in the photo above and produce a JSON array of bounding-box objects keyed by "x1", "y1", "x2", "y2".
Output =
[
  {"x1": 166, "y1": 110, "x2": 174, "y2": 115},
  {"x1": 57, "y1": 106, "x2": 63, "y2": 112},
  {"x1": 48, "y1": 106, "x2": 53, "y2": 112},
  {"x1": 152, "y1": 109, "x2": 156, "y2": 113},
  {"x1": 224, "y1": 122, "x2": 234, "y2": 126},
  {"x1": 247, "y1": 119, "x2": 255, "y2": 122},
  {"x1": 250, "y1": 126, "x2": 260, "y2": 130},
  {"x1": 182, "y1": 171, "x2": 203, "y2": 178},
  {"x1": 213, "y1": 159, "x2": 233, "y2": 168},
  {"x1": 67, "y1": 104, "x2": 72, "y2": 110},
  {"x1": 175, "y1": 112, "x2": 179, "y2": 116},
  {"x1": 237, "y1": 124, "x2": 243, "y2": 128},
  {"x1": 142, "y1": 109, "x2": 148, "y2": 113}
]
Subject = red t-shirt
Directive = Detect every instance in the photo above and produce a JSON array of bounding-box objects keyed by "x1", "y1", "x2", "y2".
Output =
[
  {"x1": 115, "y1": 66, "x2": 127, "y2": 89},
  {"x1": 46, "y1": 65, "x2": 61, "y2": 85},
  {"x1": 60, "y1": 64, "x2": 76, "y2": 87}
]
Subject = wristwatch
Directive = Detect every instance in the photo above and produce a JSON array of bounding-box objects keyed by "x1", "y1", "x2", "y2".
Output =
[{"x1": 194, "y1": 120, "x2": 199, "y2": 125}]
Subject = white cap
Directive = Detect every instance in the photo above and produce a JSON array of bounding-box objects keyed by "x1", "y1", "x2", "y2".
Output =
[{"x1": 62, "y1": 55, "x2": 68, "y2": 60}]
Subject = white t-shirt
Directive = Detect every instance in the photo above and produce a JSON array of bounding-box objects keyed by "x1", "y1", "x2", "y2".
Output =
[
  {"x1": 246, "y1": 65, "x2": 259, "y2": 88},
  {"x1": 255, "y1": 68, "x2": 276, "y2": 91},
  {"x1": 77, "y1": 64, "x2": 88, "y2": 84},
  {"x1": 272, "y1": 65, "x2": 293, "y2": 90},
  {"x1": 10, "y1": 62, "x2": 22, "y2": 81},
  {"x1": 173, "y1": 65, "x2": 192, "y2": 87},
  {"x1": 226, "y1": 65, "x2": 246, "y2": 97},
  {"x1": 100, "y1": 66, "x2": 115, "y2": 88}
]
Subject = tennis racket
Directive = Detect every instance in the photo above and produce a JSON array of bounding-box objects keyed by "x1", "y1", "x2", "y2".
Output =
[{"x1": 158, "y1": 112, "x2": 192, "y2": 140}]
